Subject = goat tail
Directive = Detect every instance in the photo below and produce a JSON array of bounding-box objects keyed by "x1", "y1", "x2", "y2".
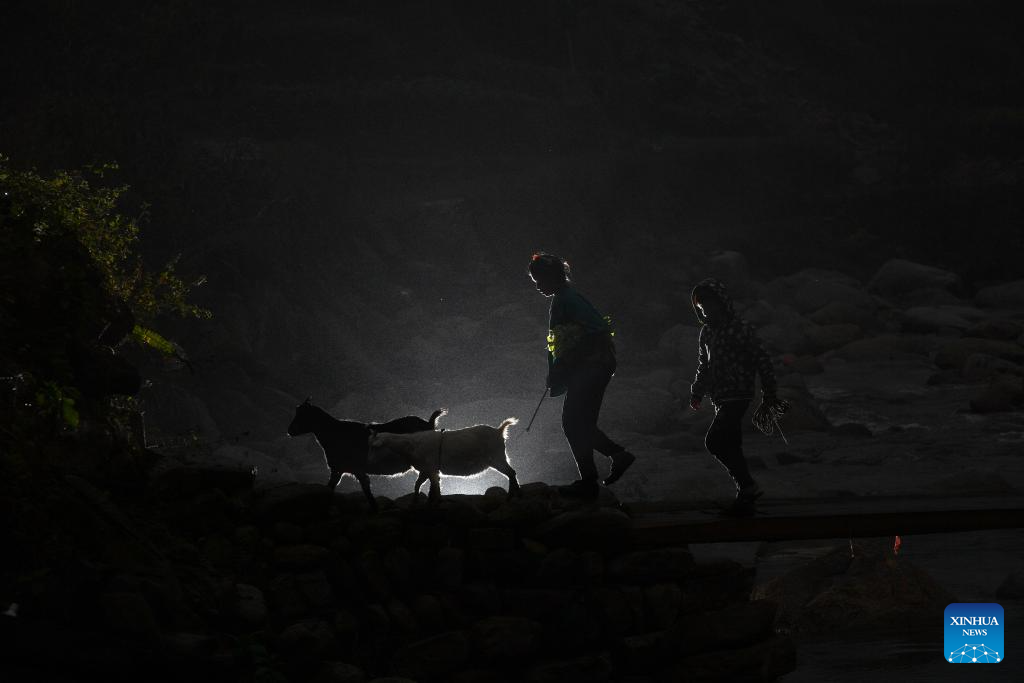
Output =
[
  {"x1": 429, "y1": 408, "x2": 448, "y2": 429},
  {"x1": 497, "y1": 417, "x2": 519, "y2": 439}
]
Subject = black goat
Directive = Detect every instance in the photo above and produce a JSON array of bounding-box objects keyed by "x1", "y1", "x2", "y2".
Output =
[{"x1": 286, "y1": 398, "x2": 444, "y2": 509}]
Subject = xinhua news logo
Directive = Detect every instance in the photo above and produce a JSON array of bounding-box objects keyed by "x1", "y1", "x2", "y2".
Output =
[{"x1": 945, "y1": 603, "x2": 1003, "y2": 663}]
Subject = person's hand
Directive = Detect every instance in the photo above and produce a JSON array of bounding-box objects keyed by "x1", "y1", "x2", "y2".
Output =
[{"x1": 689, "y1": 395, "x2": 702, "y2": 411}]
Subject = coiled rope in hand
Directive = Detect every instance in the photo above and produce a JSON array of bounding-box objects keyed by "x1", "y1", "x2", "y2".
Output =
[{"x1": 752, "y1": 396, "x2": 790, "y2": 436}]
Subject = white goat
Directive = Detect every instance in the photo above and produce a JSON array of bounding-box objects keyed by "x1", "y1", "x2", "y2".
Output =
[{"x1": 368, "y1": 417, "x2": 521, "y2": 500}]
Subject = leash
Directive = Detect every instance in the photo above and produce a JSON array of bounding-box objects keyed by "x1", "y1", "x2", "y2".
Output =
[{"x1": 525, "y1": 387, "x2": 548, "y2": 432}]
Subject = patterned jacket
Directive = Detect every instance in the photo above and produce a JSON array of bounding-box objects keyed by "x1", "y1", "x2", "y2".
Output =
[{"x1": 690, "y1": 278, "x2": 777, "y2": 405}]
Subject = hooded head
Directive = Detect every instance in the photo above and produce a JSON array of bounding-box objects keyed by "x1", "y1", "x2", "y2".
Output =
[{"x1": 691, "y1": 277, "x2": 735, "y2": 326}]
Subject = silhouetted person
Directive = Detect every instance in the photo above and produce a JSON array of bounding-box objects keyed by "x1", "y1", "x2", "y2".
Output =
[
  {"x1": 529, "y1": 252, "x2": 634, "y2": 500},
  {"x1": 689, "y1": 277, "x2": 785, "y2": 516}
]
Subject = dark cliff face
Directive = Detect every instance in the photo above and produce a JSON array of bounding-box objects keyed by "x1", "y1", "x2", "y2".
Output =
[{"x1": 1, "y1": 1, "x2": 1021, "y2": 441}]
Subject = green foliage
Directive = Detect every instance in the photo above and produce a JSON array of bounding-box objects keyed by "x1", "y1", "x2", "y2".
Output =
[
  {"x1": 0, "y1": 155, "x2": 210, "y2": 326},
  {"x1": 34, "y1": 380, "x2": 81, "y2": 430}
]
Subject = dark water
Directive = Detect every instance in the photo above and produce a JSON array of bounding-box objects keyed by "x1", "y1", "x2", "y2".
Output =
[{"x1": 693, "y1": 528, "x2": 1024, "y2": 681}]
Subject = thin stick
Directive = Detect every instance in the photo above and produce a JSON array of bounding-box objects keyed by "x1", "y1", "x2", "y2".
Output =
[
  {"x1": 774, "y1": 418, "x2": 789, "y2": 445},
  {"x1": 525, "y1": 388, "x2": 549, "y2": 431}
]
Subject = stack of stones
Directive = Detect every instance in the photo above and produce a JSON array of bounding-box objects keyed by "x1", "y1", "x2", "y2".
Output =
[{"x1": 5, "y1": 470, "x2": 796, "y2": 682}]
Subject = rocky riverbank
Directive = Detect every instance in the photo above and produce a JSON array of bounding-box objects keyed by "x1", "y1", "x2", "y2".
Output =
[{"x1": 2, "y1": 461, "x2": 797, "y2": 682}]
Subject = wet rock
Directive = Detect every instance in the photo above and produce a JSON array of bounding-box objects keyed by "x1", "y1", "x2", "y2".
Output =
[
  {"x1": 935, "y1": 337, "x2": 1024, "y2": 369},
  {"x1": 867, "y1": 259, "x2": 962, "y2": 300},
  {"x1": 607, "y1": 548, "x2": 695, "y2": 584},
  {"x1": 996, "y1": 568, "x2": 1024, "y2": 599},
  {"x1": 964, "y1": 318, "x2": 1024, "y2": 340},
  {"x1": 389, "y1": 630, "x2": 471, "y2": 678},
  {"x1": 975, "y1": 279, "x2": 1024, "y2": 308},
  {"x1": 472, "y1": 616, "x2": 543, "y2": 660},
  {"x1": 970, "y1": 375, "x2": 1024, "y2": 413}
]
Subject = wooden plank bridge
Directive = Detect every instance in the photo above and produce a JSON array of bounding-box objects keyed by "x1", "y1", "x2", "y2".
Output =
[{"x1": 627, "y1": 494, "x2": 1024, "y2": 546}]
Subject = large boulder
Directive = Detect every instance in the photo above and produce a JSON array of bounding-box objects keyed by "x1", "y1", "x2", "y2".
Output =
[
  {"x1": 804, "y1": 323, "x2": 862, "y2": 353},
  {"x1": 899, "y1": 307, "x2": 975, "y2": 333},
  {"x1": 775, "y1": 388, "x2": 832, "y2": 432},
  {"x1": 828, "y1": 334, "x2": 934, "y2": 362},
  {"x1": 969, "y1": 375, "x2": 1024, "y2": 413},
  {"x1": 933, "y1": 338, "x2": 1024, "y2": 370},
  {"x1": 764, "y1": 269, "x2": 873, "y2": 314},
  {"x1": 867, "y1": 259, "x2": 962, "y2": 300},
  {"x1": 752, "y1": 544, "x2": 955, "y2": 635},
  {"x1": 963, "y1": 318, "x2": 1024, "y2": 340},
  {"x1": 807, "y1": 301, "x2": 878, "y2": 328},
  {"x1": 390, "y1": 630, "x2": 471, "y2": 679},
  {"x1": 976, "y1": 280, "x2": 1024, "y2": 308},
  {"x1": 963, "y1": 353, "x2": 1024, "y2": 382}
]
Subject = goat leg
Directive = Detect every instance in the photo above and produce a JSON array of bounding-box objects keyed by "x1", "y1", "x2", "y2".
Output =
[
  {"x1": 427, "y1": 471, "x2": 442, "y2": 505},
  {"x1": 413, "y1": 470, "x2": 429, "y2": 503},
  {"x1": 355, "y1": 472, "x2": 378, "y2": 512}
]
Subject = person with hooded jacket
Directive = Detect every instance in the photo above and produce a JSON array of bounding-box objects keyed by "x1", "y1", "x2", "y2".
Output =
[{"x1": 689, "y1": 277, "x2": 785, "y2": 516}]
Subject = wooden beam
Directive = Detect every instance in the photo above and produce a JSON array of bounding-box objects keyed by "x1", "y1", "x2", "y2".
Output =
[{"x1": 630, "y1": 507, "x2": 1024, "y2": 546}]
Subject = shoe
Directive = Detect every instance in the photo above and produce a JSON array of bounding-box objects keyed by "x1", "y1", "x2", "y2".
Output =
[
  {"x1": 603, "y1": 451, "x2": 636, "y2": 486},
  {"x1": 558, "y1": 479, "x2": 599, "y2": 500}
]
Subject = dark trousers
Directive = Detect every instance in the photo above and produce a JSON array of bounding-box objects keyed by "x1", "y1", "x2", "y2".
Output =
[
  {"x1": 562, "y1": 363, "x2": 624, "y2": 481},
  {"x1": 705, "y1": 399, "x2": 755, "y2": 489}
]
